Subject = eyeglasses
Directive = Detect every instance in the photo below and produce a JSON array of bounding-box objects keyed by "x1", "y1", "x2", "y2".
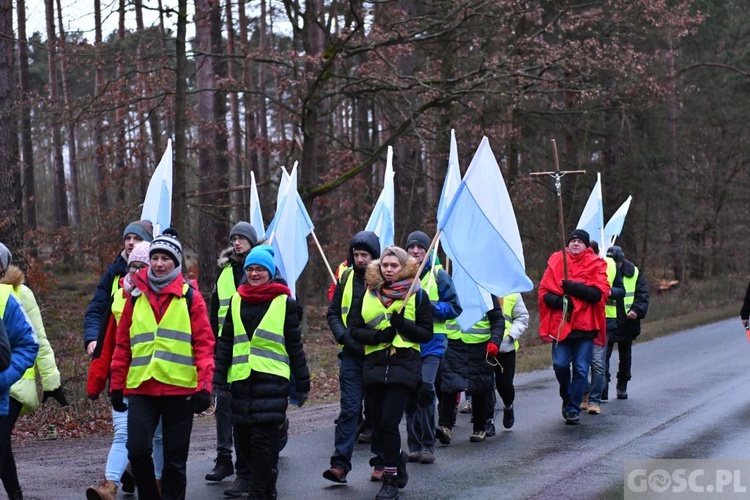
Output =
[
  {"x1": 128, "y1": 265, "x2": 148, "y2": 273},
  {"x1": 245, "y1": 266, "x2": 268, "y2": 275}
]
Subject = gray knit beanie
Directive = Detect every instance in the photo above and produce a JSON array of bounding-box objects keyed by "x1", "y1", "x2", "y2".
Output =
[
  {"x1": 0, "y1": 243, "x2": 11, "y2": 272},
  {"x1": 229, "y1": 221, "x2": 258, "y2": 247}
]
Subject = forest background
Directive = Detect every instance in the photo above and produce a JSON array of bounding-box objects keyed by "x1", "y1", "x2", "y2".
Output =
[{"x1": 0, "y1": 0, "x2": 749, "y2": 439}]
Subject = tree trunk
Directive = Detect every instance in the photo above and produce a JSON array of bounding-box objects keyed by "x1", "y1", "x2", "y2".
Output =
[
  {"x1": 0, "y1": 0, "x2": 20, "y2": 248},
  {"x1": 665, "y1": 40, "x2": 684, "y2": 282},
  {"x1": 135, "y1": 0, "x2": 163, "y2": 169},
  {"x1": 16, "y1": 0, "x2": 35, "y2": 230},
  {"x1": 173, "y1": 0, "x2": 188, "y2": 234},
  {"x1": 238, "y1": 0, "x2": 259, "y2": 218},
  {"x1": 93, "y1": 0, "x2": 107, "y2": 212},
  {"x1": 113, "y1": 0, "x2": 127, "y2": 205},
  {"x1": 225, "y1": 0, "x2": 244, "y2": 221},
  {"x1": 56, "y1": 0, "x2": 80, "y2": 227},
  {"x1": 258, "y1": 0, "x2": 271, "y2": 204},
  {"x1": 45, "y1": 0, "x2": 68, "y2": 227}
]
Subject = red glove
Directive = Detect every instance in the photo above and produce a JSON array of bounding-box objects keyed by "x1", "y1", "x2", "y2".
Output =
[{"x1": 486, "y1": 342, "x2": 499, "y2": 357}]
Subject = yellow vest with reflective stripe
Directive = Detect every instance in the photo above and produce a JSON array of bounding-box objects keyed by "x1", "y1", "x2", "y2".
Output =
[
  {"x1": 339, "y1": 268, "x2": 354, "y2": 328},
  {"x1": 421, "y1": 265, "x2": 456, "y2": 335},
  {"x1": 622, "y1": 266, "x2": 639, "y2": 311},
  {"x1": 216, "y1": 266, "x2": 237, "y2": 335},
  {"x1": 126, "y1": 284, "x2": 197, "y2": 389},
  {"x1": 361, "y1": 291, "x2": 420, "y2": 355},
  {"x1": 604, "y1": 257, "x2": 619, "y2": 319},
  {"x1": 227, "y1": 294, "x2": 290, "y2": 382},
  {"x1": 109, "y1": 277, "x2": 127, "y2": 325},
  {"x1": 502, "y1": 293, "x2": 520, "y2": 351}
]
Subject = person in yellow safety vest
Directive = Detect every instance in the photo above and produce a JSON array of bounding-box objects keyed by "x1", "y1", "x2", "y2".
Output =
[
  {"x1": 206, "y1": 221, "x2": 259, "y2": 493},
  {"x1": 350, "y1": 246, "x2": 433, "y2": 500},
  {"x1": 437, "y1": 294, "x2": 504, "y2": 444},
  {"x1": 213, "y1": 244, "x2": 310, "y2": 500},
  {"x1": 84, "y1": 220, "x2": 153, "y2": 357},
  {"x1": 323, "y1": 231, "x2": 383, "y2": 485},
  {"x1": 0, "y1": 246, "x2": 41, "y2": 500},
  {"x1": 605, "y1": 246, "x2": 650, "y2": 400},
  {"x1": 86, "y1": 241, "x2": 166, "y2": 500},
  {"x1": 109, "y1": 228, "x2": 215, "y2": 499},
  {"x1": 582, "y1": 242, "x2": 625, "y2": 415},
  {"x1": 483, "y1": 292, "x2": 529, "y2": 436},
  {"x1": 403, "y1": 230, "x2": 461, "y2": 466}
]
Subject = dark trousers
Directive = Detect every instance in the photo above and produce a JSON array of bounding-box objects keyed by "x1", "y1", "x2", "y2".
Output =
[
  {"x1": 0, "y1": 398, "x2": 22, "y2": 496},
  {"x1": 439, "y1": 390, "x2": 490, "y2": 433},
  {"x1": 367, "y1": 384, "x2": 411, "y2": 468},
  {"x1": 215, "y1": 390, "x2": 250, "y2": 477},
  {"x1": 331, "y1": 353, "x2": 365, "y2": 471},
  {"x1": 128, "y1": 395, "x2": 194, "y2": 500},
  {"x1": 606, "y1": 339, "x2": 633, "y2": 383},
  {"x1": 486, "y1": 350, "x2": 517, "y2": 418},
  {"x1": 235, "y1": 422, "x2": 280, "y2": 498}
]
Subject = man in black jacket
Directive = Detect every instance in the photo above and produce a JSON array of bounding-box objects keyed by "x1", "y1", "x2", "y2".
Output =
[
  {"x1": 605, "y1": 246, "x2": 650, "y2": 400},
  {"x1": 323, "y1": 231, "x2": 382, "y2": 484}
]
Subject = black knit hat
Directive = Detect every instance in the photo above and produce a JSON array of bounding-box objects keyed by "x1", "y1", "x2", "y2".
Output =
[
  {"x1": 405, "y1": 231, "x2": 430, "y2": 251},
  {"x1": 150, "y1": 228, "x2": 182, "y2": 265},
  {"x1": 567, "y1": 229, "x2": 590, "y2": 247}
]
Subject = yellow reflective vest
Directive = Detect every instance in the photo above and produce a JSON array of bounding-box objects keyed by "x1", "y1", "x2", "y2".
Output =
[
  {"x1": 421, "y1": 265, "x2": 457, "y2": 335},
  {"x1": 227, "y1": 294, "x2": 290, "y2": 382},
  {"x1": 604, "y1": 257, "x2": 619, "y2": 319},
  {"x1": 126, "y1": 284, "x2": 198, "y2": 389},
  {"x1": 361, "y1": 291, "x2": 420, "y2": 355},
  {"x1": 623, "y1": 266, "x2": 640, "y2": 311},
  {"x1": 502, "y1": 293, "x2": 520, "y2": 351},
  {"x1": 216, "y1": 266, "x2": 237, "y2": 335}
]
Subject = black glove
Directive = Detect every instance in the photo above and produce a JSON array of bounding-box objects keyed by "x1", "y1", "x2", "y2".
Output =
[
  {"x1": 543, "y1": 292, "x2": 565, "y2": 310},
  {"x1": 43, "y1": 386, "x2": 69, "y2": 407},
  {"x1": 192, "y1": 390, "x2": 212, "y2": 414},
  {"x1": 376, "y1": 327, "x2": 397, "y2": 344},
  {"x1": 110, "y1": 389, "x2": 128, "y2": 413},
  {"x1": 296, "y1": 392, "x2": 308, "y2": 407},
  {"x1": 390, "y1": 310, "x2": 405, "y2": 331},
  {"x1": 562, "y1": 279, "x2": 602, "y2": 303},
  {"x1": 562, "y1": 280, "x2": 584, "y2": 295}
]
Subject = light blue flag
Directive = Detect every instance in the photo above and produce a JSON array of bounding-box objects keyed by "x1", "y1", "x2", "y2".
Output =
[
  {"x1": 438, "y1": 136, "x2": 533, "y2": 330},
  {"x1": 140, "y1": 138, "x2": 173, "y2": 236},
  {"x1": 249, "y1": 171, "x2": 266, "y2": 240},
  {"x1": 365, "y1": 146, "x2": 395, "y2": 252},
  {"x1": 437, "y1": 129, "x2": 461, "y2": 223},
  {"x1": 268, "y1": 163, "x2": 314, "y2": 298},
  {"x1": 576, "y1": 173, "x2": 605, "y2": 255},
  {"x1": 602, "y1": 195, "x2": 632, "y2": 254}
]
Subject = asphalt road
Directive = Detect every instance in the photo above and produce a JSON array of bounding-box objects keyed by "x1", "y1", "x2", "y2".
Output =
[{"x1": 16, "y1": 318, "x2": 750, "y2": 499}]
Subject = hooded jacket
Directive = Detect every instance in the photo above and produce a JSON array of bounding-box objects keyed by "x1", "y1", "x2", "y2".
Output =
[
  {"x1": 2, "y1": 266, "x2": 61, "y2": 413},
  {"x1": 538, "y1": 247, "x2": 610, "y2": 345},
  {"x1": 613, "y1": 259, "x2": 650, "y2": 341},
  {"x1": 327, "y1": 231, "x2": 381, "y2": 358},
  {"x1": 109, "y1": 269, "x2": 215, "y2": 397},
  {"x1": 0, "y1": 289, "x2": 38, "y2": 416},
  {"x1": 213, "y1": 280, "x2": 310, "y2": 426},
  {"x1": 83, "y1": 252, "x2": 127, "y2": 349},
  {"x1": 350, "y1": 257, "x2": 433, "y2": 390}
]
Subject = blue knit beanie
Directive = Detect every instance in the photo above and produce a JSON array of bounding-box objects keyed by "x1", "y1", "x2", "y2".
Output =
[
  {"x1": 123, "y1": 220, "x2": 154, "y2": 242},
  {"x1": 244, "y1": 245, "x2": 276, "y2": 276}
]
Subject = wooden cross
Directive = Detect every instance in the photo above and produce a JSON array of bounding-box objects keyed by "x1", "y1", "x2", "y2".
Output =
[{"x1": 530, "y1": 139, "x2": 586, "y2": 280}]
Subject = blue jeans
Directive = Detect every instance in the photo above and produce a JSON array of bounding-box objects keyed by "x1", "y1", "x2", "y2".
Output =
[
  {"x1": 331, "y1": 353, "x2": 383, "y2": 472},
  {"x1": 586, "y1": 343, "x2": 607, "y2": 405},
  {"x1": 106, "y1": 397, "x2": 164, "y2": 482},
  {"x1": 552, "y1": 338, "x2": 593, "y2": 417},
  {"x1": 406, "y1": 355, "x2": 440, "y2": 452}
]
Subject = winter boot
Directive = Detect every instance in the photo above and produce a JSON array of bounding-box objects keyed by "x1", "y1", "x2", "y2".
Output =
[
  {"x1": 120, "y1": 463, "x2": 135, "y2": 493},
  {"x1": 617, "y1": 381, "x2": 628, "y2": 400},
  {"x1": 396, "y1": 451, "x2": 409, "y2": 488},
  {"x1": 266, "y1": 468, "x2": 278, "y2": 500},
  {"x1": 375, "y1": 473, "x2": 400, "y2": 500},
  {"x1": 86, "y1": 479, "x2": 118, "y2": 500},
  {"x1": 8, "y1": 489, "x2": 23, "y2": 500},
  {"x1": 206, "y1": 454, "x2": 234, "y2": 481},
  {"x1": 503, "y1": 404, "x2": 515, "y2": 429},
  {"x1": 223, "y1": 476, "x2": 252, "y2": 497}
]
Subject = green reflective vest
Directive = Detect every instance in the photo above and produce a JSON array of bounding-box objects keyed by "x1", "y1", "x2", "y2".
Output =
[
  {"x1": 227, "y1": 294, "x2": 290, "y2": 382},
  {"x1": 502, "y1": 293, "x2": 520, "y2": 351},
  {"x1": 216, "y1": 266, "x2": 237, "y2": 335},
  {"x1": 604, "y1": 257, "x2": 619, "y2": 319},
  {"x1": 339, "y1": 268, "x2": 354, "y2": 327},
  {"x1": 126, "y1": 283, "x2": 198, "y2": 389},
  {"x1": 421, "y1": 265, "x2": 456, "y2": 335},
  {"x1": 623, "y1": 266, "x2": 640, "y2": 311},
  {"x1": 361, "y1": 291, "x2": 420, "y2": 355}
]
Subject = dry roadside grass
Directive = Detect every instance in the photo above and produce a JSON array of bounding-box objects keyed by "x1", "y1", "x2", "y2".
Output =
[{"x1": 12, "y1": 271, "x2": 747, "y2": 441}]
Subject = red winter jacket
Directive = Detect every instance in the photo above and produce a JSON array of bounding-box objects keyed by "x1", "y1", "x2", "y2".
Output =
[
  {"x1": 538, "y1": 247, "x2": 609, "y2": 345},
  {"x1": 86, "y1": 282, "x2": 121, "y2": 399},
  {"x1": 109, "y1": 270, "x2": 215, "y2": 396}
]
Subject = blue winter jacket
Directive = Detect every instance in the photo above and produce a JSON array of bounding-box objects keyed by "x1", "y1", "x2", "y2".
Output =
[
  {"x1": 419, "y1": 259, "x2": 461, "y2": 358},
  {"x1": 83, "y1": 253, "x2": 127, "y2": 348},
  {"x1": 0, "y1": 291, "x2": 38, "y2": 416}
]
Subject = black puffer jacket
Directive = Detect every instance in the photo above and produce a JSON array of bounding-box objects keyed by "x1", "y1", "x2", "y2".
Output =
[
  {"x1": 350, "y1": 258, "x2": 433, "y2": 391},
  {"x1": 441, "y1": 296, "x2": 504, "y2": 395},
  {"x1": 213, "y1": 284, "x2": 310, "y2": 426}
]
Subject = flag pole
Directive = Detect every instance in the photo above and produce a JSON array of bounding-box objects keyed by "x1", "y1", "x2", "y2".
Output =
[
  {"x1": 310, "y1": 229, "x2": 337, "y2": 283},
  {"x1": 398, "y1": 230, "x2": 442, "y2": 314}
]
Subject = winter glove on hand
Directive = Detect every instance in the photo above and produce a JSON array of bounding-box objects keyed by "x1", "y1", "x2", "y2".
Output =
[
  {"x1": 389, "y1": 310, "x2": 406, "y2": 331},
  {"x1": 192, "y1": 390, "x2": 212, "y2": 414},
  {"x1": 110, "y1": 390, "x2": 128, "y2": 413},
  {"x1": 486, "y1": 342, "x2": 499, "y2": 357},
  {"x1": 561, "y1": 280, "x2": 585, "y2": 296},
  {"x1": 376, "y1": 327, "x2": 397, "y2": 344},
  {"x1": 43, "y1": 386, "x2": 69, "y2": 407},
  {"x1": 543, "y1": 292, "x2": 565, "y2": 310},
  {"x1": 296, "y1": 392, "x2": 308, "y2": 407}
]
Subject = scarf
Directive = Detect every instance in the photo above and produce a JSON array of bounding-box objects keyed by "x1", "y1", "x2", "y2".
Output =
[
  {"x1": 376, "y1": 277, "x2": 418, "y2": 308},
  {"x1": 237, "y1": 282, "x2": 291, "y2": 304},
  {"x1": 147, "y1": 265, "x2": 182, "y2": 293}
]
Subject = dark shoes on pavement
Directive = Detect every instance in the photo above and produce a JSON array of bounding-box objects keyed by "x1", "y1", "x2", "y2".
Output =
[
  {"x1": 376, "y1": 473, "x2": 400, "y2": 500},
  {"x1": 503, "y1": 404, "x2": 515, "y2": 429},
  {"x1": 617, "y1": 382, "x2": 628, "y2": 399},
  {"x1": 436, "y1": 426, "x2": 452, "y2": 445},
  {"x1": 206, "y1": 455, "x2": 234, "y2": 482},
  {"x1": 485, "y1": 419, "x2": 496, "y2": 437},
  {"x1": 223, "y1": 476, "x2": 252, "y2": 497},
  {"x1": 120, "y1": 464, "x2": 135, "y2": 493},
  {"x1": 323, "y1": 466, "x2": 348, "y2": 484}
]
